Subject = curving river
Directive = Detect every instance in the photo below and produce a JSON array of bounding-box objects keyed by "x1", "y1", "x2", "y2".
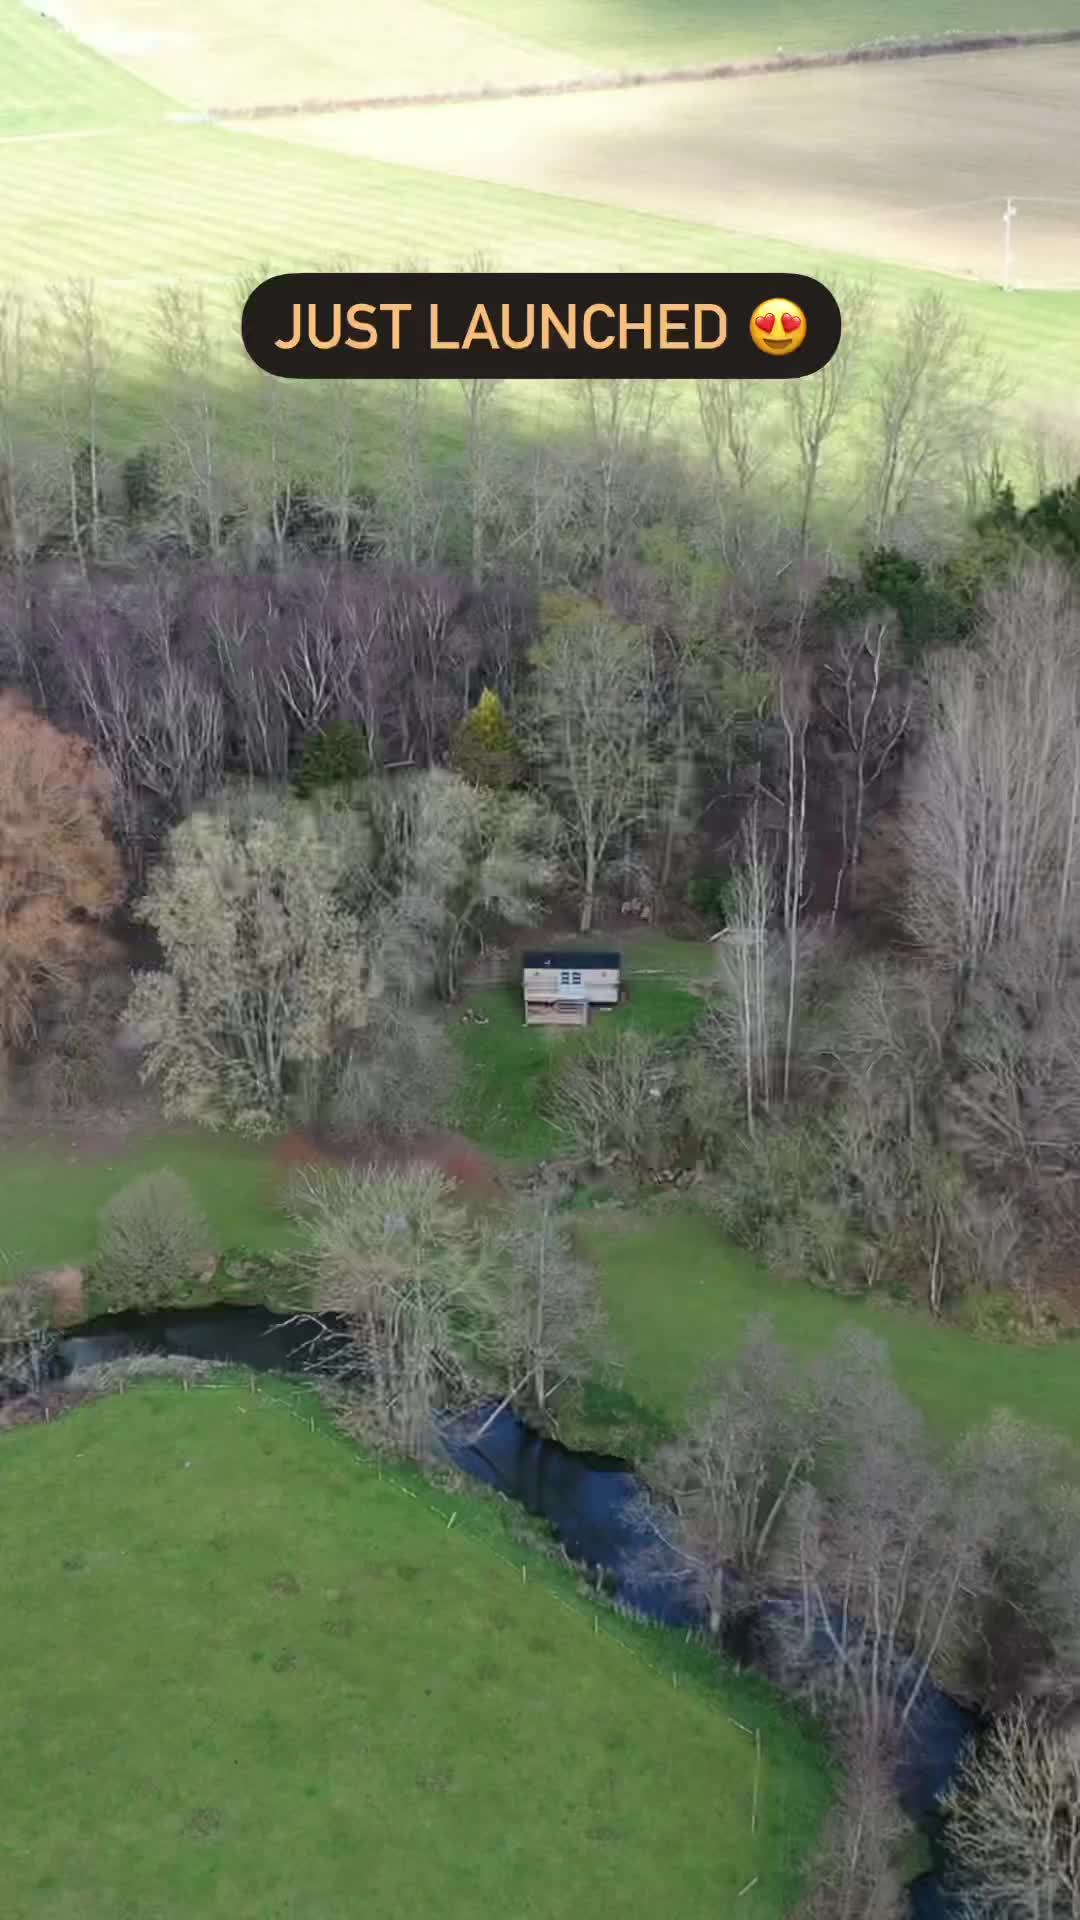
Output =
[{"x1": 5, "y1": 1302, "x2": 973, "y2": 1916}]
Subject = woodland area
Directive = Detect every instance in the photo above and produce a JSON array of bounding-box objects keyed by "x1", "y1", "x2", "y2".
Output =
[
  {"x1": 5, "y1": 273, "x2": 1080, "y2": 1916},
  {"x1": 3, "y1": 278, "x2": 1080, "y2": 1316}
]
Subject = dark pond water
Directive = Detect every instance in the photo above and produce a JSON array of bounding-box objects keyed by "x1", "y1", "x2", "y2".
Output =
[{"x1": 7, "y1": 1303, "x2": 974, "y2": 1915}]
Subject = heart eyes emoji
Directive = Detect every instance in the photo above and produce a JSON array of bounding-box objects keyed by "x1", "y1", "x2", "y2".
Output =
[{"x1": 750, "y1": 298, "x2": 807, "y2": 356}]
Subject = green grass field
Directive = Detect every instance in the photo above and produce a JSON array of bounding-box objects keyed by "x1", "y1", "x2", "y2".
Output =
[
  {"x1": 437, "y1": 0, "x2": 1080, "y2": 67},
  {"x1": 22, "y1": 0, "x2": 1080, "y2": 114},
  {"x1": 0, "y1": 0, "x2": 170, "y2": 136},
  {"x1": 0, "y1": 1376, "x2": 830, "y2": 1920},
  {"x1": 1, "y1": 117, "x2": 1076, "y2": 446},
  {"x1": 450, "y1": 972, "x2": 703, "y2": 1161},
  {"x1": 579, "y1": 1208, "x2": 1080, "y2": 1447},
  {"x1": 0, "y1": 1129, "x2": 294, "y2": 1273}
]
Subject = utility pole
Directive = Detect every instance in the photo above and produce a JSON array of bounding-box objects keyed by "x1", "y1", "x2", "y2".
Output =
[{"x1": 1002, "y1": 195, "x2": 1017, "y2": 292}]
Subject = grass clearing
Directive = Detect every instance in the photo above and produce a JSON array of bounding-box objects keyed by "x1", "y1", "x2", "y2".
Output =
[
  {"x1": 450, "y1": 975, "x2": 702, "y2": 1161},
  {"x1": 0, "y1": 1375, "x2": 830, "y2": 1920},
  {"x1": 578, "y1": 1207, "x2": 1080, "y2": 1447},
  {"x1": 0, "y1": 1127, "x2": 295, "y2": 1274}
]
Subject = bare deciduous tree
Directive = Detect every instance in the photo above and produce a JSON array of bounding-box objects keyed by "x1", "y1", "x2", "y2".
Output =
[
  {"x1": 636, "y1": 1317, "x2": 817, "y2": 1632},
  {"x1": 0, "y1": 286, "x2": 64, "y2": 608},
  {"x1": 0, "y1": 1268, "x2": 54, "y2": 1398},
  {"x1": 863, "y1": 290, "x2": 1002, "y2": 542},
  {"x1": 571, "y1": 376, "x2": 667, "y2": 574},
  {"x1": 382, "y1": 378, "x2": 442, "y2": 571},
  {"x1": 457, "y1": 373, "x2": 507, "y2": 590},
  {"x1": 529, "y1": 601, "x2": 656, "y2": 932},
  {"x1": 549, "y1": 1027, "x2": 674, "y2": 1172},
  {"x1": 944, "y1": 1705, "x2": 1080, "y2": 1919},
  {"x1": 486, "y1": 1186, "x2": 610, "y2": 1424},
  {"x1": 39, "y1": 278, "x2": 109, "y2": 571},
  {"x1": 697, "y1": 377, "x2": 770, "y2": 500},
  {"x1": 128, "y1": 791, "x2": 375, "y2": 1134},
  {"x1": 770, "y1": 1328, "x2": 983, "y2": 1749},
  {"x1": 710, "y1": 807, "x2": 782, "y2": 1136},
  {"x1": 357, "y1": 768, "x2": 555, "y2": 1000},
  {"x1": 786, "y1": 280, "x2": 873, "y2": 550},
  {"x1": 289, "y1": 1163, "x2": 495, "y2": 1460},
  {"x1": 818, "y1": 617, "x2": 913, "y2": 921},
  {"x1": 324, "y1": 1007, "x2": 459, "y2": 1143},
  {"x1": 902, "y1": 560, "x2": 1080, "y2": 988},
  {"x1": 151, "y1": 284, "x2": 225, "y2": 557},
  {"x1": 792, "y1": 1720, "x2": 908, "y2": 1920}
]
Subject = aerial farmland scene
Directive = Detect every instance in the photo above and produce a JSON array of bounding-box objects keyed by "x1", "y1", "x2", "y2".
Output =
[{"x1": 2, "y1": 3, "x2": 1080, "y2": 1917}]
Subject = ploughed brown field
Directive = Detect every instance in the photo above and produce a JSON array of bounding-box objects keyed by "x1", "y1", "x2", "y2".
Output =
[{"x1": 240, "y1": 45, "x2": 1080, "y2": 287}]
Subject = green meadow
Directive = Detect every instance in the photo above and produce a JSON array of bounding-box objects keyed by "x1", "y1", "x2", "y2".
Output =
[{"x1": 0, "y1": 1376, "x2": 830, "y2": 1920}]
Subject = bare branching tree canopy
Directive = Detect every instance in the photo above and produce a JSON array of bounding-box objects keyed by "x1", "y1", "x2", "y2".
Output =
[
  {"x1": 775, "y1": 1328, "x2": 980, "y2": 1748},
  {"x1": 786, "y1": 279, "x2": 873, "y2": 550},
  {"x1": 368, "y1": 769, "x2": 556, "y2": 999},
  {"x1": 151, "y1": 283, "x2": 225, "y2": 556},
  {"x1": 0, "y1": 284, "x2": 65, "y2": 581},
  {"x1": 487, "y1": 1188, "x2": 611, "y2": 1421},
  {"x1": 902, "y1": 560, "x2": 1080, "y2": 984},
  {"x1": 36, "y1": 277, "x2": 108, "y2": 571},
  {"x1": 0, "y1": 1267, "x2": 54, "y2": 1397},
  {"x1": 548, "y1": 1026, "x2": 674, "y2": 1172},
  {"x1": 793, "y1": 1719, "x2": 908, "y2": 1920},
  {"x1": 128, "y1": 792, "x2": 374, "y2": 1134},
  {"x1": 290, "y1": 1163, "x2": 496, "y2": 1460},
  {"x1": 637, "y1": 1317, "x2": 817, "y2": 1633},
  {"x1": 954, "y1": 1411, "x2": 1080, "y2": 1709},
  {"x1": 571, "y1": 376, "x2": 668, "y2": 573},
  {"x1": 816, "y1": 615, "x2": 913, "y2": 920},
  {"x1": 326, "y1": 1007, "x2": 459, "y2": 1144},
  {"x1": 862, "y1": 289, "x2": 1008, "y2": 542},
  {"x1": 944, "y1": 1706, "x2": 1080, "y2": 1919},
  {"x1": 696, "y1": 376, "x2": 771, "y2": 500},
  {"x1": 646, "y1": 1322, "x2": 992, "y2": 1744},
  {"x1": 529, "y1": 598, "x2": 656, "y2": 931},
  {"x1": 709, "y1": 808, "x2": 782, "y2": 1136}
]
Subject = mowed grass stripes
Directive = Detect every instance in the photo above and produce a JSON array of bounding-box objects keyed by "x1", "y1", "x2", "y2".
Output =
[
  {"x1": 2, "y1": 121, "x2": 1077, "y2": 404},
  {"x1": 0, "y1": 0, "x2": 171, "y2": 136},
  {"x1": 25, "y1": 0, "x2": 593, "y2": 112}
]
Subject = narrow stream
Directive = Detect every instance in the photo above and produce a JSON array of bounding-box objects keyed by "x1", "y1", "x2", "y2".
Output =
[{"x1": 6, "y1": 1303, "x2": 973, "y2": 1916}]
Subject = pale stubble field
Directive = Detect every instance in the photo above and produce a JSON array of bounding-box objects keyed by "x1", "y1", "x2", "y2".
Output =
[{"x1": 239, "y1": 45, "x2": 1080, "y2": 290}]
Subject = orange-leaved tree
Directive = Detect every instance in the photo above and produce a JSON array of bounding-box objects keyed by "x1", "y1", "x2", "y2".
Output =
[{"x1": 0, "y1": 691, "x2": 125, "y2": 1056}]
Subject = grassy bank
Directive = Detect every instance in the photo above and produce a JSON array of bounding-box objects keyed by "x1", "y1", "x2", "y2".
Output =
[
  {"x1": 579, "y1": 1207, "x2": 1080, "y2": 1446},
  {"x1": 0, "y1": 1374, "x2": 830, "y2": 1920},
  {"x1": 0, "y1": 1128, "x2": 295, "y2": 1274}
]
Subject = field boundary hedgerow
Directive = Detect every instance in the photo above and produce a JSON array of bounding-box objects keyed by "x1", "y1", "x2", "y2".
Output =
[{"x1": 201, "y1": 26, "x2": 1080, "y2": 119}]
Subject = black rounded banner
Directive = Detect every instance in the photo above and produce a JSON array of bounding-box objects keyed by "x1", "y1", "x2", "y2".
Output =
[{"x1": 241, "y1": 271, "x2": 841, "y2": 380}]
